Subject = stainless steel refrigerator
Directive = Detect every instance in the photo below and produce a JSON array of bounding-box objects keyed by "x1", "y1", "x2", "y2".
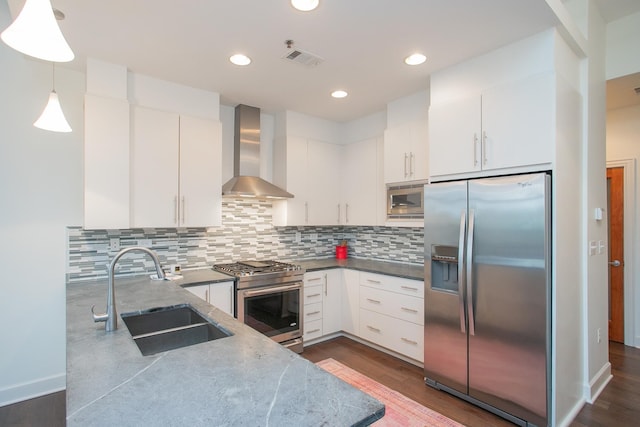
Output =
[{"x1": 424, "y1": 173, "x2": 550, "y2": 427}]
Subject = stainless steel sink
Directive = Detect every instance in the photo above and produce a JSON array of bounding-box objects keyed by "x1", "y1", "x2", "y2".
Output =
[{"x1": 121, "y1": 304, "x2": 232, "y2": 356}]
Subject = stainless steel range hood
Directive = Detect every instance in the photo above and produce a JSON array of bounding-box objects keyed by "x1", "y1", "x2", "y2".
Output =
[{"x1": 222, "y1": 104, "x2": 293, "y2": 199}]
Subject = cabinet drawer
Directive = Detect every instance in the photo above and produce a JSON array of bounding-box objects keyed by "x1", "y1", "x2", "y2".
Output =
[
  {"x1": 304, "y1": 302, "x2": 323, "y2": 322},
  {"x1": 304, "y1": 271, "x2": 326, "y2": 287},
  {"x1": 359, "y1": 308, "x2": 423, "y2": 362},
  {"x1": 360, "y1": 286, "x2": 424, "y2": 325},
  {"x1": 304, "y1": 285, "x2": 323, "y2": 305},
  {"x1": 359, "y1": 272, "x2": 424, "y2": 298},
  {"x1": 304, "y1": 319, "x2": 323, "y2": 341}
]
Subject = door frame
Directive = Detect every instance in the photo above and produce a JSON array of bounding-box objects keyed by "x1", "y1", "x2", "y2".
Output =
[{"x1": 606, "y1": 159, "x2": 636, "y2": 346}]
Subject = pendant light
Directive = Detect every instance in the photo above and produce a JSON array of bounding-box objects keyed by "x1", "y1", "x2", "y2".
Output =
[
  {"x1": 34, "y1": 63, "x2": 72, "y2": 132},
  {"x1": 1, "y1": 0, "x2": 74, "y2": 62}
]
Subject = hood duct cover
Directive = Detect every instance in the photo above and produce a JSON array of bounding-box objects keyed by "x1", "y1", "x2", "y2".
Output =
[{"x1": 222, "y1": 104, "x2": 293, "y2": 199}]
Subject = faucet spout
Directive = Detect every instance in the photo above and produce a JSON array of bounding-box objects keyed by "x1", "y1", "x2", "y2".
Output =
[{"x1": 92, "y1": 246, "x2": 166, "y2": 332}]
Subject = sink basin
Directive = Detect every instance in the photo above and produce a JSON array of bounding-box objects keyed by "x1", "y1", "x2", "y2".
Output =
[{"x1": 121, "y1": 304, "x2": 232, "y2": 356}]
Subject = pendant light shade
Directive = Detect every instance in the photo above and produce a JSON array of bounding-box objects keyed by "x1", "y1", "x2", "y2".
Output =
[
  {"x1": 34, "y1": 63, "x2": 72, "y2": 132},
  {"x1": 1, "y1": 0, "x2": 74, "y2": 62}
]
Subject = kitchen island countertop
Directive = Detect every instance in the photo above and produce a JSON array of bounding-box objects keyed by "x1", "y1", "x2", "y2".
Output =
[{"x1": 67, "y1": 269, "x2": 384, "y2": 426}]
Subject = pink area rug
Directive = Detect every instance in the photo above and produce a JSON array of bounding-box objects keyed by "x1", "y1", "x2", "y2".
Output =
[{"x1": 316, "y1": 358, "x2": 465, "y2": 427}]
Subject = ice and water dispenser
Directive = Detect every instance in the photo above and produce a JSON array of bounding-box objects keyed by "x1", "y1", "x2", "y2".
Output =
[{"x1": 430, "y1": 245, "x2": 459, "y2": 292}]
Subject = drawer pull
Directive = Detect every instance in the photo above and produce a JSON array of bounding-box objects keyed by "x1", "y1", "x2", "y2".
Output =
[
  {"x1": 401, "y1": 307, "x2": 418, "y2": 313},
  {"x1": 308, "y1": 277, "x2": 322, "y2": 282},
  {"x1": 401, "y1": 285, "x2": 419, "y2": 292},
  {"x1": 401, "y1": 337, "x2": 418, "y2": 345},
  {"x1": 367, "y1": 279, "x2": 382, "y2": 284},
  {"x1": 307, "y1": 329, "x2": 321, "y2": 334},
  {"x1": 366, "y1": 325, "x2": 381, "y2": 333},
  {"x1": 366, "y1": 298, "x2": 381, "y2": 304},
  {"x1": 306, "y1": 311, "x2": 320, "y2": 316},
  {"x1": 307, "y1": 293, "x2": 321, "y2": 298}
]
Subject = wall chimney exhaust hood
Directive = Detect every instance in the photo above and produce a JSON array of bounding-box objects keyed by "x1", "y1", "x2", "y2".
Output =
[{"x1": 222, "y1": 104, "x2": 293, "y2": 199}]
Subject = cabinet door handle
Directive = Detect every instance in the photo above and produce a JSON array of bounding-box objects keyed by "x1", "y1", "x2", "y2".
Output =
[
  {"x1": 366, "y1": 298, "x2": 381, "y2": 304},
  {"x1": 337, "y1": 204, "x2": 341, "y2": 223},
  {"x1": 473, "y1": 133, "x2": 479, "y2": 166},
  {"x1": 367, "y1": 325, "x2": 381, "y2": 333},
  {"x1": 367, "y1": 279, "x2": 381, "y2": 285},
  {"x1": 404, "y1": 153, "x2": 409, "y2": 178},
  {"x1": 401, "y1": 285, "x2": 419, "y2": 292},
  {"x1": 345, "y1": 204, "x2": 349, "y2": 224},
  {"x1": 173, "y1": 196, "x2": 178, "y2": 224},
  {"x1": 401, "y1": 337, "x2": 418, "y2": 345},
  {"x1": 229, "y1": 286, "x2": 233, "y2": 314},
  {"x1": 181, "y1": 196, "x2": 186, "y2": 225},
  {"x1": 307, "y1": 293, "x2": 321, "y2": 298},
  {"x1": 305, "y1": 202, "x2": 309, "y2": 223},
  {"x1": 401, "y1": 307, "x2": 418, "y2": 313},
  {"x1": 306, "y1": 311, "x2": 320, "y2": 316},
  {"x1": 482, "y1": 131, "x2": 488, "y2": 165},
  {"x1": 324, "y1": 273, "x2": 328, "y2": 296},
  {"x1": 410, "y1": 152, "x2": 415, "y2": 177},
  {"x1": 205, "y1": 289, "x2": 209, "y2": 304}
]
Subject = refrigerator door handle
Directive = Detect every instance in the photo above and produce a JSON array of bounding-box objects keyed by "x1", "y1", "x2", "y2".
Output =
[
  {"x1": 458, "y1": 211, "x2": 467, "y2": 334},
  {"x1": 466, "y1": 209, "x2": 476, "y2": 336}
]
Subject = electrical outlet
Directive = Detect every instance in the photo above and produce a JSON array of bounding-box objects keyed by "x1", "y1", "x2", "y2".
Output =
[
  {"x1": 109, "y1": 238, "x2": 120, "y2": 251},
  {"x1": 597, "y1": 328, "x2": 602, "y2": 343},
  {"x1": 295, "y1": 232, "x2": 301, "y2": 243}
]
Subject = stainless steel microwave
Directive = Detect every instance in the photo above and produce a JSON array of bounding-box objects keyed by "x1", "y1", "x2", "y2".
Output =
[{"x1": 386, "y1": 180, "x2": 428, "y2": 220}]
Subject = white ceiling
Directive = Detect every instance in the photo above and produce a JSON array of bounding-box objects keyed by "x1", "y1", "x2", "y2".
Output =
[{"x1": 6, "y1": 0, "x2": 640, "y2": 121}]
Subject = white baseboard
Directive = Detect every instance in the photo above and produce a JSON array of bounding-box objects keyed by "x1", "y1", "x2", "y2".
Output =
[
  {"x1": 556, "y1": 396, "x2": 587, "y2": 427},
  {"x1": 586, "y1": 361, "x2": 612, "y2": 404},
  {"x1": 0, "y1": 373, "x2": 66, "y2": 407}
]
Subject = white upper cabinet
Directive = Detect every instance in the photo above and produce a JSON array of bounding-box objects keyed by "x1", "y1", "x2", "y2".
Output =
[
  {"x1": 341, "y1": 137, "x2": 382, "y2": 226},
  {"x1": 384, "y1": 91, "x2": 429, "y2": 184},
  {"x1": 84, "y1": 94, "x2": 131, "y2": 229},
  {"x1": 307, "y1": 139, "x2": 342, "y2": 225},
  {"x1": 273, "y1": 136, "x2": 342, "y2": 226},
  {"x1": 430, "y1": 72, "x2": 555, "y2": 178},
  {"x1": 131, "y1": 106, "x2": 221, "y2": 228}
]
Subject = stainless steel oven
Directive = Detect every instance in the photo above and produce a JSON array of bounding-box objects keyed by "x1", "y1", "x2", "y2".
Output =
[{"x1": 214, "y1": 261, "x2": 305, "y2": 353}]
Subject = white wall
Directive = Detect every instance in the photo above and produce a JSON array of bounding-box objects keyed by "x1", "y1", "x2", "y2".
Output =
[
  {"x1": 606, "y1": 104, "x2": 640, "y2": 345},
  {"x1": 606, "y1": 11, "x2": 640, "y2": 80},
  {"x1": 0, "y1": 2, "x2": 84, "y2": 405}
]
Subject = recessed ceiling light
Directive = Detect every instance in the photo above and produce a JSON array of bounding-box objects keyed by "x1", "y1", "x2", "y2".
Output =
[
  {"x1": 291, "y1": 0, "x2": 319, "y2": 12},
  {"x1": 230, "y1": 54, "x2": 251, "y2": 66},
  {"x1": 404, "y1": 53, "x2": 426, "y2": 66},
  {"x1": 331, "y1": 90, "x2": 348, "y2": 99}
]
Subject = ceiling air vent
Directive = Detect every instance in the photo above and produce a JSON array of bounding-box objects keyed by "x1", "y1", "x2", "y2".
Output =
[{"x1": 282, "y1": 48, "x2": 324, "y2": 67}]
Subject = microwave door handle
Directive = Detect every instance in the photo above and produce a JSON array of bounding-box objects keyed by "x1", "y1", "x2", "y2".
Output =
[
  {"x1": 458, "y1": 210, "x2": 466, "y2": 334},
  {"x1": 243, "y1": 283, "x2": 301, "y2": 297}
]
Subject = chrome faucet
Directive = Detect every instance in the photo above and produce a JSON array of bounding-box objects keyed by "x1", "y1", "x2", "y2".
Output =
[{"x1": 92, "y1": 246, "x2": 166, "y2": 332}]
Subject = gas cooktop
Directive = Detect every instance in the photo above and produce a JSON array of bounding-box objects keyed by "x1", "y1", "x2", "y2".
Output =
[{"x1": 213, "y1": 260, "x2": 303, "y2": 277}]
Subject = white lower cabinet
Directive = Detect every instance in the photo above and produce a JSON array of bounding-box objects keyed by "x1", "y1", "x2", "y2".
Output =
[
  {"x1": 302, "y1": 268, "x2": 424, "y2": 364},
  {"x1": 359, "y1": 308, "x2": 424, "y2": 362},
  {"x1": 185, "y1": 281, "x2": 234, "y2": 316}
]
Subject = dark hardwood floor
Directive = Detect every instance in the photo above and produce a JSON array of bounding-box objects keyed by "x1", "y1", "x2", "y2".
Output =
[
  {"x1": 301, "y1": 337, "x2": 640, "y2": 427},
  {"x1": 0, "y1": 390, "x2": 65, "y2": 427}
]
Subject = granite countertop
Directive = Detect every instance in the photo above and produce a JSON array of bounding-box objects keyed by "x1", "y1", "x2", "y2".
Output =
[
  {"x1": 297, "y1": 258, "x2": 424, "y2": 281},
  {"x1": 66, "y1": 269, "x2": 384, "y2": 426}
]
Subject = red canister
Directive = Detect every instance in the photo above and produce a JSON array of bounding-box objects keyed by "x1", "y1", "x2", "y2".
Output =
[{"x1": 335, "y1": 245, "x2": 348, "y2": 259}]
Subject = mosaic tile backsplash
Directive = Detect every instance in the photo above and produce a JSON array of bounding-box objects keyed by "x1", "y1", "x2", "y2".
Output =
[{"x1": 67, "y1": 199, "x2": 424, "y2": 281}]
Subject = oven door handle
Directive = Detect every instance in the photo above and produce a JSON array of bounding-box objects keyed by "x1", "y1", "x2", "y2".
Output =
[{"x1": 242, "y1": 283, "x2": 302, "y2": 297}]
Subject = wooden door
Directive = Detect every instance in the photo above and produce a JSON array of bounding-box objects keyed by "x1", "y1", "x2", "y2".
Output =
[{"x1": 607, "y1": 167, "x2": 624, "y2": 343}]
